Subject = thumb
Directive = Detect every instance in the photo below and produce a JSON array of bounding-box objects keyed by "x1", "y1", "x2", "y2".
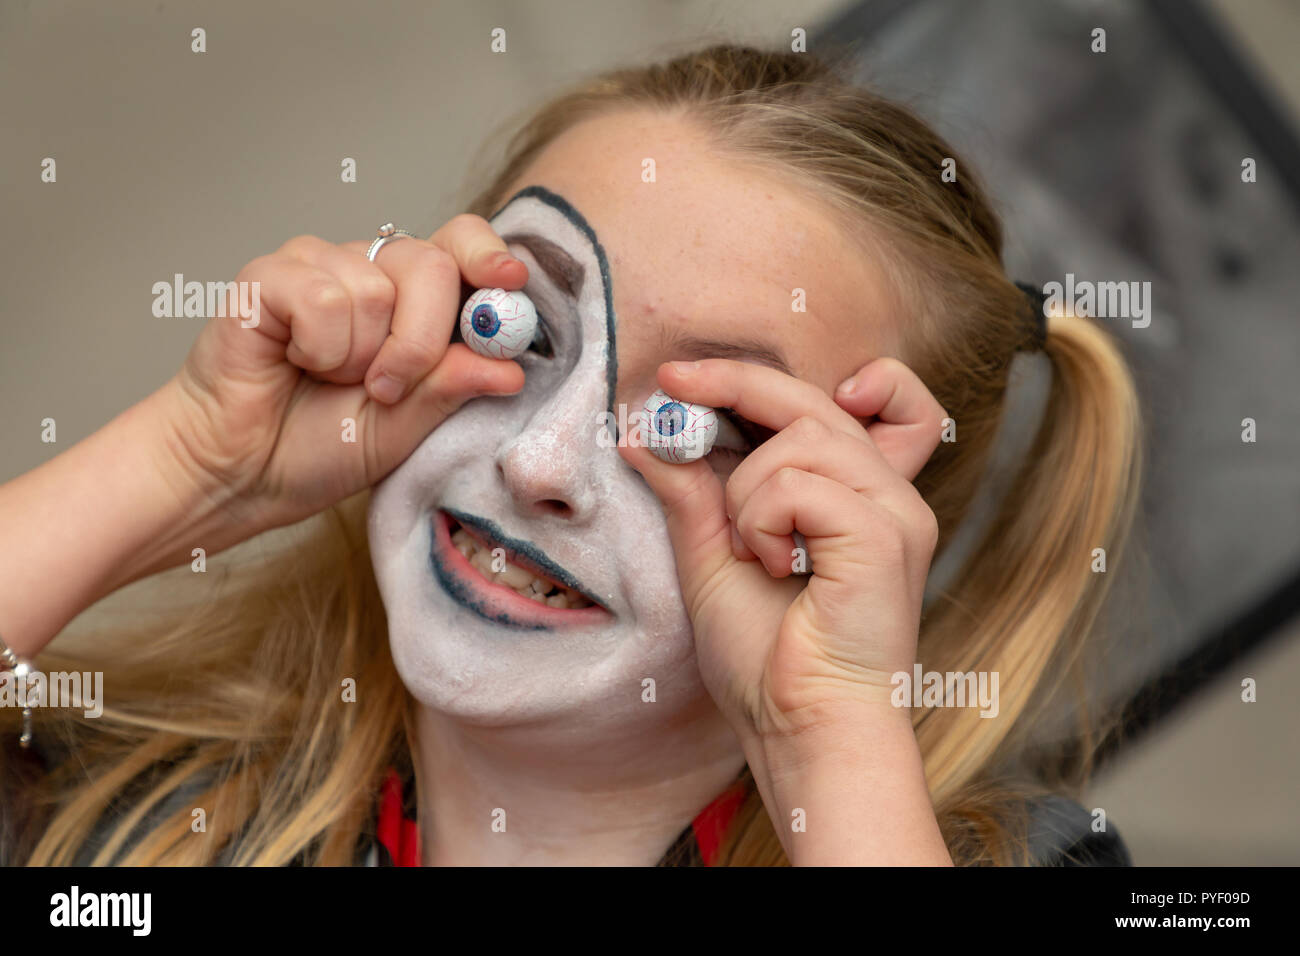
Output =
[
  {"x1": 617, "y1": 435, "x2": 733, "y2": 609},
  {"x1": 371, "y1": 342, "x2": 524, "y2": 466}
]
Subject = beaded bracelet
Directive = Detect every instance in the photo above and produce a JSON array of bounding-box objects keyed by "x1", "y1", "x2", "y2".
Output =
[{"x1": 0, "y1": 633, "x2": 38, "y2": 748}]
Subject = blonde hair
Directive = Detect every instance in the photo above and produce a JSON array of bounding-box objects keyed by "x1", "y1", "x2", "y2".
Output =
[{"x1": 7, "y1": 44, "x2": 1142, "y2": 867}]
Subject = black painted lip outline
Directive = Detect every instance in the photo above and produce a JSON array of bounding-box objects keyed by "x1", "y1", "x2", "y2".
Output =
[
  {"x1": 442, "y1": 507, "x2": 606, "y2": 611},
  {"x1": 428, "y1": 513, "x2": 602, "y2": 633},
  {"x1": 427, "y1": 513, "x2": 544, "y2": 632}
]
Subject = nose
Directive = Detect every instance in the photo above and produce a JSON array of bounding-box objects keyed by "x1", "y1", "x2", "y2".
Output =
[{"x1": 496, "y1": 394, "x2": 601, "y2": 522}]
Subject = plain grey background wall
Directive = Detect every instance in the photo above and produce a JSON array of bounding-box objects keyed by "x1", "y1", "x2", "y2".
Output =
[{"x1": 2, "y1": 0, "x2": 1297, "y2": 865}]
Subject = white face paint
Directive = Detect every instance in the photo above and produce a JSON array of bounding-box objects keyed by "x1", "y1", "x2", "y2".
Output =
[{"x1": 367, "y1": 187, "x2": 704, "y2": 728}]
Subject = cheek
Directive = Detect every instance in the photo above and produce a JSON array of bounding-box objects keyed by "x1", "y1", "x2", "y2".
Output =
[
  {"x1": 420, "y1": 398, "x2": 521, "y2": 464},
  {"x1": 592, "y1": 506, "x2": 701, "y2": 704},
  {"x1": 604, "y1": 463, "x2": 696, "y2": 653},
  {"x1": 366, "y1": 403, "x2": 511, "y2": 577}
]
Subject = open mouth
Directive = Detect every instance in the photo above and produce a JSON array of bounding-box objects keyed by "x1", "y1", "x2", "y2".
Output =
[
  {"x1": 450, "y1": 518, "x2": 594, "y2": 609},
  {"x1": 429, "y1": 509, "x2": 608, "y2": 627}
]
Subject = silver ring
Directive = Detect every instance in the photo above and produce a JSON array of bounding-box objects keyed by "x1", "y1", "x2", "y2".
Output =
[{"x1": 366, "y1": 222, "x2": 419, "y2": 261}]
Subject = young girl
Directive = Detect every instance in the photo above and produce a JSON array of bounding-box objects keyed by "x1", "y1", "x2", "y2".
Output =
[{"x1": 0, "y1": 44, "x2": 1141, "y2": 866}]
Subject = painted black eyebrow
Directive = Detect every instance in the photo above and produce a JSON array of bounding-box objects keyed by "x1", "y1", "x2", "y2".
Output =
[
  {"x1": 501, "y1": 232, "x2": 585, "y2": 298},
  {"x1": 488, "y1": 185, "x2": 618, "y2": 420},
  {"x1": 662, "y1": 332, "x2": 795, "y2": 378}
]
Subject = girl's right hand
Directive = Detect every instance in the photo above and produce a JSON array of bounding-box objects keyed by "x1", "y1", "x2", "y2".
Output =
[{"x1": 160, "y1": 214, "x2": 526, "y2": 540}]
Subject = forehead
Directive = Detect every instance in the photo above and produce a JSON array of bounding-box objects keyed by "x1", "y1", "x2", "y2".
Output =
[{"x1": 497, "y1": 109, "x2": 899, "y2": 390}]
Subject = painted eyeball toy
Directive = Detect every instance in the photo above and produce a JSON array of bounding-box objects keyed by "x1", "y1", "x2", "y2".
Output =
[
  {"x1": 641, "y1": 389, "x2": 717, "y2": 464},
  {"x1": 459, "y1": 288, "x2": 538, "y2": 360}
]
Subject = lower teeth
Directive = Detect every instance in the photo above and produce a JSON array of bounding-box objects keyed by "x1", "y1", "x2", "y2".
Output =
[{"x1": 450, "y1": 525, "x2": 592, "y2": 609}]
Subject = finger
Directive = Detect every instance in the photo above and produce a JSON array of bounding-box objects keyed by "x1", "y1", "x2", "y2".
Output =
[
  {"x1": 734, "y1": 468, "x2": 882, "y2": 585},
  {"x1": 369, "y1": 342, "x2": 524, "y2": 465},
  {"x1": 279, "y1": 343, "x2": 524, "y2": 491},
  {"x1": 276, "y1": 236, "x2": 396, "y2": 383},
  {"x1": 725, "y1": 415, "x2": 910, "y2": 528},
  {"x1": 657, "y1": 359, "x2": 870, "y2": 446},
  {"x1": 833, "y1": 357, "x2": 947, "y2": 481},
  {"x1": 616, "y1": 435, "x2": 733, "y2": 608},
  {"x1": 236, "y1": 254, "x2": 351, "y2": 373},
  {"x1": 362, "y1": 239, "x2": 467, "y2": 404},
  {"x1": 428, "y1": 213, "x2": 529, "y2": 290}
]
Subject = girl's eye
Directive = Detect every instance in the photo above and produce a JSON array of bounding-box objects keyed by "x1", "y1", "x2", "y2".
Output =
[
  {"x1": 708, "y1": 409, "x2": 769, "y2": 467},
  {"x1": 527, "y1": 315, "x2": 555, "y2": 359}
]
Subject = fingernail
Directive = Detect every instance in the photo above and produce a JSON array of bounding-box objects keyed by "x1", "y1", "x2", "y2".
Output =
[
  {"x1": 670, "y1": 360, "x2": 700, "y2": 374},
  {"x1": 370, "y1": 373, "x2": 405, "y2": 404},
  {"x1": 835, "y1": 374, "x2": 859, "y2": 398},
  {"x1": 490, "y1": 251, "x2": 519, "y2": 269}
]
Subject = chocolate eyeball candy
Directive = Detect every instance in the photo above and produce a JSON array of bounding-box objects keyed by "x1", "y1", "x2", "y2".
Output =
[
  {"x1": 641, "y1": 389, "x2": 717, "y2": 463},
  {"x1": 459, "y1": 288, "x2": 538, "y2": 360}
]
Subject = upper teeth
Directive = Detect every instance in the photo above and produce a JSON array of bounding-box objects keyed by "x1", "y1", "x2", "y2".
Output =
[{"x1": 451, "y1": 527, "x2": 593, "y2": 609}]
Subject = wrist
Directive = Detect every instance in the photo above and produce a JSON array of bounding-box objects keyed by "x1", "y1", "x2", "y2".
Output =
[
  {"x1": 117, "y1": 382, "x2": 251, "y2": 581},
  {"x1": 747, "y1": 698, "x2": 918, "y2": 787},
  {"x1": 148, "y1": 375, "x2": 245, "y2": 514},
  {"x1": 0, "y1": 386, "x2": 242, "y2": 659},
  {"x1": 742, "y1": 702, "x2": 950, "y2": 866}
]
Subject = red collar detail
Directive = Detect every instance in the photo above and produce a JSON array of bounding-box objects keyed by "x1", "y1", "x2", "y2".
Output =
[
  {"x1": 377, "y1": 768, "x2": 422, "y2": 866},
  {"x1": 376, "y1": 767, "x2": 746, "y2": 866},
  {"x1": 688, "y1": 779, "x2": 747, "y2": 865}
]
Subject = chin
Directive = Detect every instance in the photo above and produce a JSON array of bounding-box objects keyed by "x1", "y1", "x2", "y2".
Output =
[
  {"x1": 366, "y1": 452, "x2": 703, "y2": 733},
  {"x1": 383, "y1": 610, "x2": 701, "y2": 732}
]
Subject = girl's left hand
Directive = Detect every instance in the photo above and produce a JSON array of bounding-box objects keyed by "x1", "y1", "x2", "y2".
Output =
[{"x1": 619, "y1": 357, "x2": 946, "y2": 745}]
